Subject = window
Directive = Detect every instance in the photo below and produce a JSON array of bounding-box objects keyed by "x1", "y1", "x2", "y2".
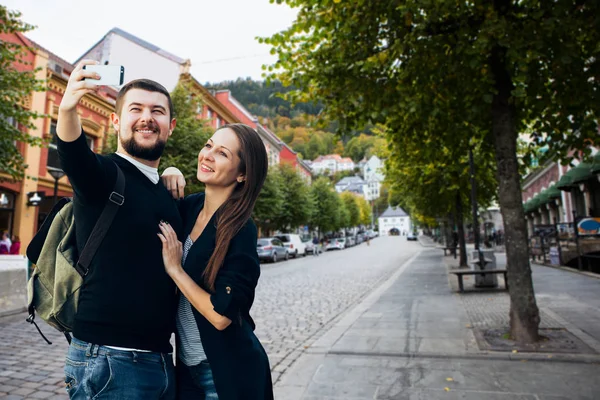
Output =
[
  {"x1": 216, "y1": 118, "x2": 221, "y2": 129},
  {"x1": 207, "y1": 109, "x2": 213, "y2": 119},
  {"x1": 47, "y1": 121, "x2": 93, "y2": 170}
]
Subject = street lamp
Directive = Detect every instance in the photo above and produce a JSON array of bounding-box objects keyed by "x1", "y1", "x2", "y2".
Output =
[{"x1": 47, "y1": 166, "x2": 66, "y2": 205}]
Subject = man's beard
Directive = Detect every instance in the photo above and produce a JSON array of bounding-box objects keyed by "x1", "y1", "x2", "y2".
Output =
[{"x1": 119, "y1": 131, "x2": 167, "y2": 161}]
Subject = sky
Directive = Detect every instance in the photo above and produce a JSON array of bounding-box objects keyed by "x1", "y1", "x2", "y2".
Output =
[{"x1": 4, "y1": 0, "x2": 298, "y2": 83}]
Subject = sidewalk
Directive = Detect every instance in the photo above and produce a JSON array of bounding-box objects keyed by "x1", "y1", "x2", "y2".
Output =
[{"x1": 275, "y1": 249, "x2": 600, "y2": 399}]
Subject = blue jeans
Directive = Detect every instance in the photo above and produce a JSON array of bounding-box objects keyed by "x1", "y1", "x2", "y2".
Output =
[
  {"x1": 176, "y1": 360, "x2": 218, "y2": 399},
  {"x1": 64, "y1": 337, "x2": 175, "y2": 399}
]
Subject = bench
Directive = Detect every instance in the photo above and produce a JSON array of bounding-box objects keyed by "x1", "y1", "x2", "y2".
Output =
[{"x1": 449, "y1": 268, "x2": 509, "y2": 292}]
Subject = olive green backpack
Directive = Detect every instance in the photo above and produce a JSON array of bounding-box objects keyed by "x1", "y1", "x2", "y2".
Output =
[{"x1": 26, "y1": 165, "x2": 125, "y2": 344}]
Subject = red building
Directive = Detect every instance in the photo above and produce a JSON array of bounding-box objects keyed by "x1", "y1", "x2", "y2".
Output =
[
  {"x1": 214, "y1": 90, "x2": 283, "y2": 167},
  {"x1": 0, "y1": 33, "x2": 116, "y2": 252}
]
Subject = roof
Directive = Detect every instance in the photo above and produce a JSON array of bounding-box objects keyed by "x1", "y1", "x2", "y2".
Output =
[
  {"x1": 313, "y1": 154, "x2": 343, "y2": 162},
  {"x1": 336, "y1": 176, "x2": 365, "y2": 186},
  {"x1": 76, "y1": 27, "x2": 186, "y2": 65},
  {"x1": 379, "y1": 206, "x2": 408, "y2": 218}
]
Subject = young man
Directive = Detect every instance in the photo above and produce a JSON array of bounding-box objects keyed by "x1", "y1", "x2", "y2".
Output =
[{"x1": 57, "y1": 60, "x2": 183, "y2": 399}]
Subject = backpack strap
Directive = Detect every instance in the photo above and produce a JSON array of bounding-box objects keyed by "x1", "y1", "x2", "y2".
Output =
[{"x1": 74, "y1": 164, "x2": 125, "y2": 277}]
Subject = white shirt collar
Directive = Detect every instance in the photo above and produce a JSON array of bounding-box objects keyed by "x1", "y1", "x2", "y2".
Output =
[{"x1": 115, "y1": 153, "x2": 160, "y2": 184}]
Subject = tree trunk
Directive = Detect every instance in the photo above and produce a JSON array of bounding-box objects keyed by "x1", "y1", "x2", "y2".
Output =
[
  {"x1": 491, "y1": 41, "x2": 540, "y2": 344},
  {"x1": 456, "y1": 192, "x2": 468, "y2": 267}
]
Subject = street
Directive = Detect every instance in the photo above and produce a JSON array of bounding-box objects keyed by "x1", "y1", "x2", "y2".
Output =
[
  {"x1": 0, "y1": 236, "x2": 420, "y2": 399},
  {"x1": 254, "y1": 236, "x2": 421, "y2": 383}
]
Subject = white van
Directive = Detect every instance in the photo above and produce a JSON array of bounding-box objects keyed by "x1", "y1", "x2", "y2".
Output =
[{"x1": 274, "y1": 234, "x2": 307, "y2": 258}]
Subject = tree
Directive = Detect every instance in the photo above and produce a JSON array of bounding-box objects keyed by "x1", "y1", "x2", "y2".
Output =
[
  {"x1": 334, "y1": 193, "x2": 350, "y2": 231},
  {"x1": 263, "y1": 0, "x2": 600, "y2": 343},
  {"x1": 161, "y1": 83, "x2": 213, "y2": 194},
  {"x1": 0, "y1": 6, "x2": 45, "y2": 181},
  {"x1": 308, "y1": 177, "x2": 338, "y2": 236},
  {"x1": 253, "y1": 167, "x2": 285, "y2": 236},
  {"x1": 340, "y1": 192, "x2": 361, "y2": 228},
  {"x1": 356, "y1": 196, "x2": 372, "y2": 227},
  {"x1": 273, "y1": 164, "x2": 311, "y2": 232}
]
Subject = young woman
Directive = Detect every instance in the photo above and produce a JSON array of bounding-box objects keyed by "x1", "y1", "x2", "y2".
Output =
[{"x1": 158, "y1": 123, "x2": 273, "y2": 400}]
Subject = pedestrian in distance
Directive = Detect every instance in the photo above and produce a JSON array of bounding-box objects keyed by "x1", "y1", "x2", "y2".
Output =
[
  {"x1": 0, "y1": 231, "x2": 11, "y2": 254},
  {"x1": 158, "y1": 123, "x2": 274, "y2": 399},
  {"x1": 57, "y1": 60, "x2": 184, "y2": 399},
  {"x1": 9, "y1": 235, "x2": 20, "y2": 255},
  {"x1": 312, "y1": 236, "x2": 320, "y2": 256}
]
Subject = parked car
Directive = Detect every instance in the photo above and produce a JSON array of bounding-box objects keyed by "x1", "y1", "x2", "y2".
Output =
[
  {"x1": 389, "y1": 228, "x2": 400, "y2": 236},
  {"x1": 326, "y1": 238, "x2": 346, "y2": 251},
  {"x1": 304, "y1": 238, "x2": 322, "y2": 255},
  {"x1": 355, "y1": 233, "x2": 364, "y2": 245},
  {"x1": 257, "y1": 238, "x2": 289, "y2": 263},
  {"x1": 346, "y1": 236, "x2": 356, "y2": 247},
  {"x1": 366, "y1": 230, "x2": 377, "y2": 239},
  {"x1": 275, "y1": 234, "x2": 307, "y2": 258},
  {"x1": 407, "y1": 233, "x2": 418, "y2": 241}
]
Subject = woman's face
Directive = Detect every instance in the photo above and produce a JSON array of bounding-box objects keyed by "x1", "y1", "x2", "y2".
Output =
[{"x1": 197, "y1": 128, "x2": 244, "y2": 187}]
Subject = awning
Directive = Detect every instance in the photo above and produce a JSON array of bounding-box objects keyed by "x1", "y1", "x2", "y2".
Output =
[
  {"x1": 546, "y1": 185, "x2": 562, "y2": 199},
  {"x1": 557, "y1": 162, "x2": 594, "y2": 190}
]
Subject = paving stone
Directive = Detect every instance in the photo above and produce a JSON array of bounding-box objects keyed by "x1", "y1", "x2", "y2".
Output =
[
  {"x1": 27, "y1": 390, "x2": 55, "y2": 399},
  {"x1": 1, "y1": 395, "x2": 25, "y2": 400},
  {"x1": 18, "y1": 382, "x2": 42, "y2": 390}
]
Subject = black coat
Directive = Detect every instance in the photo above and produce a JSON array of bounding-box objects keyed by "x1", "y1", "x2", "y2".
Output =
[{"x1": 178, "y1": 193, "x2": 273, "y2": 400}]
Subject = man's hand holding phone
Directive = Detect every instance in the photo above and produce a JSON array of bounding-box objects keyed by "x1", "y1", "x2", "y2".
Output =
[{"x1": 58, "y1": 60, "x2": 103, "y2": 113}]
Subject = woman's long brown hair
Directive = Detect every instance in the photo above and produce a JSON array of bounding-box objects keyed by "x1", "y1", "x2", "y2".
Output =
[{"x1": 203, "y1": 123, "x2": 268, "y2": 291}]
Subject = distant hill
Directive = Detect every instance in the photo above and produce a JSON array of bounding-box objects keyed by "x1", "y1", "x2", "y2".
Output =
[{"x1": 205, "y1": 78, "x2": 322, "y2": 119}]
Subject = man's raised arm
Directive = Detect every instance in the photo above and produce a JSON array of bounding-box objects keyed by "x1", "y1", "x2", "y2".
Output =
[{"x1": 57, "y1": 60, "x2": 101, "y2": 142}]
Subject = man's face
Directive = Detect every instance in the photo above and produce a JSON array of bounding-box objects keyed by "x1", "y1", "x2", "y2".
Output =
[{"x1": 111, "y1": 89, "x2": 176, "y2": 161}]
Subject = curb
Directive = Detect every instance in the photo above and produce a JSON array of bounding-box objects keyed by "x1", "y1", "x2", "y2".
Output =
[
  {"x1": 326, "y1": 349, "x2": 600, "y2": 365},
  {"x1": 533, "y1": 262, "x2": 600, "y2": 280}
]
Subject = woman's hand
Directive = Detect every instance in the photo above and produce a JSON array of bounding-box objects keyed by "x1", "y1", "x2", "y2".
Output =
[
  {"x1": 161, "y1": 167, "x2": 186, "y2": 199},
  {"x1": 157, "y1": 221, "x2": 184, "y2": 277}
]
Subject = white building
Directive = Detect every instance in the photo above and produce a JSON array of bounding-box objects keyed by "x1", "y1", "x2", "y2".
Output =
[
  {"x1": 76, "y1": 27, "x2": 189, "y2": 91},
  {"x1": 311, "y1": 154, "x2": 355, "y2": 175},
  {"x1": 363, "y1": 155, "x2": 385, "y2": 201},
  {"x1": 378, "y1": 206, "x2": 412, "y2": 236},
  {"x1": 335, "y1": 176, "x2": 367, "y2": 197}
]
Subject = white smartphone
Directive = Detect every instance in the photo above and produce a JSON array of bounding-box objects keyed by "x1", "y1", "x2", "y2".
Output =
[{"x1": 83, "y1": 65, "x2": 125, "y2": 86}]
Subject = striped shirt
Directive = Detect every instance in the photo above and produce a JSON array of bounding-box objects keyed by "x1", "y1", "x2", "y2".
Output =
[{"x1": 176, "y1": 236, "x2": 206, "y2": 366}]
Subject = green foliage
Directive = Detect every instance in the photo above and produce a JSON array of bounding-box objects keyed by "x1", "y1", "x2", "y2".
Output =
[
  {"x1": 161, "y1": 83, "x2": 213, "y2": 195},
  {"x1": 340, "y1": 192, "x2": 361, "y2": 228},
  {"x1": 308, "y1": 177, "x2": 339, "y2": 234},
  {"x1": 253, "y1": 167, "x2": 285, "y2": 234},
  {"x1": 273, "y1": 164, "x2": 312, "y2": 232},
  {"x1": 0, "y1": 6, "x2": 46, "y2": 181},
  {"x1": 343, "y1": 134, "x2": 387, "y2": 163},
  {"x1": 206, "y1": 78, "x2": 322, "y2": 119}
]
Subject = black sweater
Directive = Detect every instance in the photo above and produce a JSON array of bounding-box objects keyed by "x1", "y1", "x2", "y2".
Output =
[{"x1": 57, "y1": 133, "x2": 182, "y2": 353}]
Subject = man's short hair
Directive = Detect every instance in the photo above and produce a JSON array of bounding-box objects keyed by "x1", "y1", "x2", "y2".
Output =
[{"x1": 115, "y1": 79, "x2": 173, "y2": 120}]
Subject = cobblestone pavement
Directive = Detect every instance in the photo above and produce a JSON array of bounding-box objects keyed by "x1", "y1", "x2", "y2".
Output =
[{"x1": 0, "y1": 236, "x2": 420, "y2": 399}]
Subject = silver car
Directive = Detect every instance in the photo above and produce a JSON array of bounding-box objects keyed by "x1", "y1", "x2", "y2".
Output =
[{"x1": 257, "y1": 238, "x2": 289, "y2": 263}]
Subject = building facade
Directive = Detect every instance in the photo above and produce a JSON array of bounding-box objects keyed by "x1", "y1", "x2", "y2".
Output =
[
  {"x1": 76, "y1": 27, "x2": 188, "y2": 92},
  {"x1": 362, "y1": 155, "x2": 384, "y2": 201},
  {"x1": 0, "y1": 33, "x2": 115, "y2": 254},
  {"x1": 522, "y1": 152, "x2": 600, "y2": 235},
  {"x1": 335, "y1": 176, "x2": 367, "y2": 198},
  {"x1": 378, "y1": 206, "x2": 412, "y2": 236}
]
